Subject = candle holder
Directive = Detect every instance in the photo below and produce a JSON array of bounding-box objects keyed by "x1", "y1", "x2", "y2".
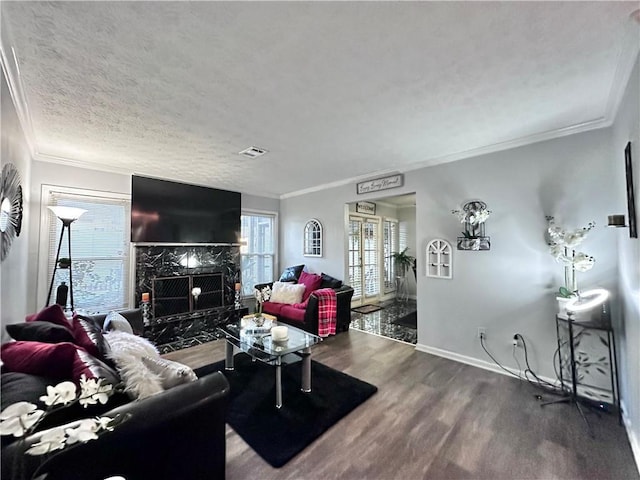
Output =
[
  {"x1": 192, "y1": 287, "x2": 202, "y2": 310},
  {"x1": 234, "y1": 283, "x2": 242, "y2": 309},
  {"x1": 141, "y1": 300, "x2": 150, "y2": 326}
]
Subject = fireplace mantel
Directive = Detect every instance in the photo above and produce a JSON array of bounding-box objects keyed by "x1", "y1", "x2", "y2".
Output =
[{"x1": 134, "y1": 244, "x2": 242, "y2": 352}]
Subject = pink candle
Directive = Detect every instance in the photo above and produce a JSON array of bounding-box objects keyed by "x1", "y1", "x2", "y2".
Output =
[
  {"x1": 235, "y1": 283, "x2": 241, "y2": 291},
  {"x1": 141, "y1": 292, "x2": 150, "y2": 303}
]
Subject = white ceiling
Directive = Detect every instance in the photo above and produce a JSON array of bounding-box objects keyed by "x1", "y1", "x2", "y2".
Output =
[{"x1": 1, "y1": 2, "x2": 638, "y2": 198}]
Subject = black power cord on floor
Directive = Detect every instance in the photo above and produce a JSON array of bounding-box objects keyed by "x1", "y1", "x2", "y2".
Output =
[{"x1": 479, "y1": 334, "x2": 564, "y2": 397}]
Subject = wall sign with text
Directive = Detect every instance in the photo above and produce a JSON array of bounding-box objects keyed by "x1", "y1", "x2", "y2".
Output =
[
  {"x1": 355, "y1": 201, "x2": 376, "y2": 215},
  {"x1": 356, "y1": 174, "x2": 404, "y2": 195}
]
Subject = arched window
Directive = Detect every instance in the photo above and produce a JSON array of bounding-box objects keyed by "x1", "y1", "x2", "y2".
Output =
[{"x1": 304, "y1": 219, "x2": 322, "y2": 257}]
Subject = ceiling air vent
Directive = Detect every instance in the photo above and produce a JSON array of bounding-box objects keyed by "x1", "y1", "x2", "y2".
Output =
[{"x1": 239, "y1": 146, "x2": 268, "y2": 158}]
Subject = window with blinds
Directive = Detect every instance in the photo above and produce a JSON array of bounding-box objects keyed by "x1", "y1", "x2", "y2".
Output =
[
  {"x1": 45, "y1": 188, "x2": 131, "y2": 314},
  {"x1": 362, "y1": 220, "x2": 379, "y2": 297},
  {"x1": 240, "y1": 212, "x2": 277, "y2": 296},
  {"x1": 383, "y1": 219, "x2": 399, "y2": 292}
]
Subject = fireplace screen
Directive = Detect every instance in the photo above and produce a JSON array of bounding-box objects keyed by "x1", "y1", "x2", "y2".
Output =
[{"x1": 152, "y1": 273, "x2": 224, "y2": 319}]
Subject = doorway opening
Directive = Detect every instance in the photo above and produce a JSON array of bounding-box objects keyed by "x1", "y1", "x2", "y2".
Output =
[{"x1": 345, "y1": 193, "x2": 417, "y2": 344}]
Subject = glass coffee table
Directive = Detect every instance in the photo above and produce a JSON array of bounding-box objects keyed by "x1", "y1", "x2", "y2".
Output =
[{"x1": 218, "y1": 315, "x2": 322, "y2": 409}]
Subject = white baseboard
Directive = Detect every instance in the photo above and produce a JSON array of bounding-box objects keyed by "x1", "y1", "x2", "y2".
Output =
[
  {"x1": 621, "y1": 400, "x2": 640, "y2": 476},
  {"x1": 415, "y1": 342, "x2": 640, "y2": 475},
  {"x1": 414, "y1": 343, "x2": 559, "y2": 386}
]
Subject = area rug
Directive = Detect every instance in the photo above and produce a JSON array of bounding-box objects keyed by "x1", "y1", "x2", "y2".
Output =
[
  {"x1": 351, "y1": 304, "x2": 383, "y2": 314},
  {"x1": 194, "y1": 353, "x2": 377, "y2": 468},
  {"x1": 391, "y1": 311, "x2": 417, "y2": 329}
]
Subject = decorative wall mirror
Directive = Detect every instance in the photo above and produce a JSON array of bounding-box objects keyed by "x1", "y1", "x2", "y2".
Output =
[
  {"x1": 426, "y1": 239, "x2": 452, "y2": 279},
  {"x1": 0, "y1": 163, "x2": 23, "y2": 261},
  {"x1": 303, "y1": 219, "x2": 323, "y2": 257}
]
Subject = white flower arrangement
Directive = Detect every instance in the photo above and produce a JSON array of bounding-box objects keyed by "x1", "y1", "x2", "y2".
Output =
[
  {"x1": 254, "y1": 285, "x2": 272, "y2": 316},
  {"x1": 0, "y1": 376, "x2": 127, "y2": 458},
  {"x1": 452, "y1": 201, "x2": 492, "y2": 238},
  {"x1": 546, "y1": 216, "x2": 596, "y2": 296}
]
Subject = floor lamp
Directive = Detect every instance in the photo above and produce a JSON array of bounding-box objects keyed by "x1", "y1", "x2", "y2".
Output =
[{"x1": 45, "y1": 206, "x2": 87, "y2": 311}]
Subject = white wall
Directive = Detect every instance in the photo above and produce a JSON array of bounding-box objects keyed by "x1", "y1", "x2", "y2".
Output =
[
  {"x1": 1, "y1": 70, "x2": 32, "y2": 342},
  {"x1": 280, "y1": 126, "x2": 619, "y2": 383},
  {"x1": 611, "y1": 53, "x2": 640, "y2": 470},
  {"x1": 398, "y1": 204, "x2": 417, "y2": 297},
  {"x1": 242, "y1": 192, "x2": 279, "y2": 213}
]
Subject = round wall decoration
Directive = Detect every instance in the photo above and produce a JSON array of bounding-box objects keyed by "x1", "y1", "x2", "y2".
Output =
[{"x1": 1, "y1": 163, "x2": 24, "y2": 262}]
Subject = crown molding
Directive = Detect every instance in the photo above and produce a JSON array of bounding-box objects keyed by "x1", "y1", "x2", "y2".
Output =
[
  {"x1": 280, "y1": 116, "x2": 610, "y2": 200},
  {"x1": 34, "y1": 152, "x2": 133, "y2": 176},
  {"x1": 0, "y1": 19, "x2": 37, "y2": 158},
  {"x1": 280, "y1": 167, "x2": 402, "y2": 199}
]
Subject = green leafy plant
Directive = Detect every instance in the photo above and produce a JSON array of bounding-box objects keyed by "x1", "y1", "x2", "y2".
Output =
[
  {"x1": 557, "y1": 286, "x2": 574, "y2": 298},
  {"x1": 57, "y1": 258, "x2": 71, "y2": 269},
  {"x1": 391, "y1": 247, "x2": 415, "y2": 277}
]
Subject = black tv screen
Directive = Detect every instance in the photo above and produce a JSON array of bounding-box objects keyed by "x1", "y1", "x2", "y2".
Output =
[{"x1": 131, "y1": 175, "x2": 241, "y2": 244}]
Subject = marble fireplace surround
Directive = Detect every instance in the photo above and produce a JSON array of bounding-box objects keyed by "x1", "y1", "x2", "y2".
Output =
[{"x1": 135, "y1": 245, "x2": 241, "y2": 352}]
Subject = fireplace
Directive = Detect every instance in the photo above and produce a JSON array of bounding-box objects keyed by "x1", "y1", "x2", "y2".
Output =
[
  {"x1": 135, "y1": 245, "x2": 245, "y2": 353},
  {"x1": 152, "y1": 273, "x2": 224, "y2": 318}
]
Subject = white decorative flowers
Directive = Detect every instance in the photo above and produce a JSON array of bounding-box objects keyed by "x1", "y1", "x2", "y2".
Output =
[
  {"x1": 0, "y1": 375, "x2": 122, "y2": 457},
  {"x1": 546, "y1": 216, "x2": 595, "y2": 294},
  {"x1": 254, "y1": 285, "x2": 272, "y2": 315}
]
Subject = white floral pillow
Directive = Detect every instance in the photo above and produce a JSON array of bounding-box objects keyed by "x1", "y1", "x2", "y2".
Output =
[{"x1": 269, "y1": 281, "x2": 306, "y2": 305}]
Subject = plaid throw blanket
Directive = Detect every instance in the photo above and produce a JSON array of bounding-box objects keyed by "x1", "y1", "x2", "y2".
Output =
[{"x1": 314, "y1": 288, "x2": 337, "y2": 337}]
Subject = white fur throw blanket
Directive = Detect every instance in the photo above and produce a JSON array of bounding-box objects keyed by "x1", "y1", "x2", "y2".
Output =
[{"x1": 104, "y1": 330, "x2": 164, "y2": 399}]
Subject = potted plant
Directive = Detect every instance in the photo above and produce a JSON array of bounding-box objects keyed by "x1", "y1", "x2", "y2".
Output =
[
  {"x1": 546, "y1": 216, "x2": 596, "y2": 313},
  {"x1": 391, "y1": 247, "x2": 415, "y2": 278},
  {"x1": 58, "y1": 258, "x2": 71, "y2": 269}
]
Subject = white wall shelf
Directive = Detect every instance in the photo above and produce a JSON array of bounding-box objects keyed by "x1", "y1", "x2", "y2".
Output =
[{"x1": 426, "y1": 239, "x2": 452, "y2": 279}]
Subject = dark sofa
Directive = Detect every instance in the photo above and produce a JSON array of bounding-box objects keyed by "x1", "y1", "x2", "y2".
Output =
[
  {"x1": 255, "y1": 272, "x2": 354, "y2": 335},
  {"x1": 1, "y1": 309, "x2": 230, "y2": 480}
]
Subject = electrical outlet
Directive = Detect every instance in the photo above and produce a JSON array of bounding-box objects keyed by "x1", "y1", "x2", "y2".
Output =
[
  {"x1": 512, "y1": 334, "x2": 521, "y2": 347},
  {"x1": 477, "y1": 327, "x2": 486, "y2": 339}
]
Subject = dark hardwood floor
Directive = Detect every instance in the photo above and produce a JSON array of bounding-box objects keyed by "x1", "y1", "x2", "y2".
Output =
[{"x1": 164, "y1": 329, "x2": 639, "y2": 480}]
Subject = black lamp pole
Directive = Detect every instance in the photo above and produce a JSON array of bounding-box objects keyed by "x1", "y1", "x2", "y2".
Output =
[{"x1": 45, "y1": 207, "x2": 86, "y2": 311}]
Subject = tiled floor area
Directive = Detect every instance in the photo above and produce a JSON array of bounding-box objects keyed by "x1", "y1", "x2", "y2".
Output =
[{"x1": 349, "y1": 299, "x2": 417, "y2": 344}]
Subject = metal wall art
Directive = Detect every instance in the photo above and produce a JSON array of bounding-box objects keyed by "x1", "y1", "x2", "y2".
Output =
[
  {"x1": 452, "y1": 200, "x2": 491, "y2": 251},
  {"x1": 0, "y1": 163, "x2": 24, "y2": 261}
]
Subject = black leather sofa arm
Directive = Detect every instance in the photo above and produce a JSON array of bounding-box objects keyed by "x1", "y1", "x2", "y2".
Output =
[{"x1": 2, "y1": 372, "x2": 230, "y2": 480}]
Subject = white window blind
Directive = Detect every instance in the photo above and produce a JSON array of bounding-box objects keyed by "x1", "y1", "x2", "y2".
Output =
[
  {"x1": 383, "y1": 219, "x2": 399, "y2": 292},
  {"x1": 363, "y1": 220, "x2": 379, "y2": 297},
  {"x1": 46, "y1": 189, "x2": 131, "y2": 314},
  {"x1": 240, "y1": 212, "x2": 276, "y2": 296}
]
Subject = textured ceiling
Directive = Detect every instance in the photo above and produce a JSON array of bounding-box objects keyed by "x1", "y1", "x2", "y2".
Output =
[{"x1": 1, "y1": 2, "x2": 638, "y2": 198}]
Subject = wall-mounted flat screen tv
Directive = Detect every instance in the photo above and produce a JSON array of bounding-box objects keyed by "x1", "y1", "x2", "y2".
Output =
[{"x1": 131, "y1": 175, "x2": 241, "y2": 244}]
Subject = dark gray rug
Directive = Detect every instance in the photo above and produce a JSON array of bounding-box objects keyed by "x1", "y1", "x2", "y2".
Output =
[
  {"x1": 391, "y1": 311, "x2": 417, "y2": 329},
  {"x1": 194, "y1": 353, "x2": 377, "y2": 467}
]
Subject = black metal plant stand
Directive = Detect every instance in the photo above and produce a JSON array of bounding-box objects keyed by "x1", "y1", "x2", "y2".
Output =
[{"x1": 541, "y1": 312, "x2": 621, "y2": 437}]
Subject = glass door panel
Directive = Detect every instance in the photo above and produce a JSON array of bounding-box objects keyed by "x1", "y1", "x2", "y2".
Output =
[{"x1": 348, "y1": 216, "x2": 380, "y2": 303}]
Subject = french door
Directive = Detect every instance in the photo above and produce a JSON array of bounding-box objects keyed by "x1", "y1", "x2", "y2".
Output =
[{"x1": 348, "y1": 216, "x2": 381, "y2": 304}]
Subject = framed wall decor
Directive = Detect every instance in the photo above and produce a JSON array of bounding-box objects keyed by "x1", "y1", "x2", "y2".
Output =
[
  {"x1": 356, "y1": 201, "x2": 376, "y2": 215},
  {"x1": 356, "y1": 174, "x2": 403, "y2": 195},
  {"x1": 624, "y1": 142, "x2": 637, "y2": 238},
  {"x1": 303, "y1": 219, "x2": 323, "y2": 257}
]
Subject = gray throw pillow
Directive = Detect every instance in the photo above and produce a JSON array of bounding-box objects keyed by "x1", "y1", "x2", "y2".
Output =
[
  {"x1": 141, "y1": 356, "x2": 198, "y2": 389},
  {"x1": 103, "y1": 311, "x2": 134, "y2": 335}
]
